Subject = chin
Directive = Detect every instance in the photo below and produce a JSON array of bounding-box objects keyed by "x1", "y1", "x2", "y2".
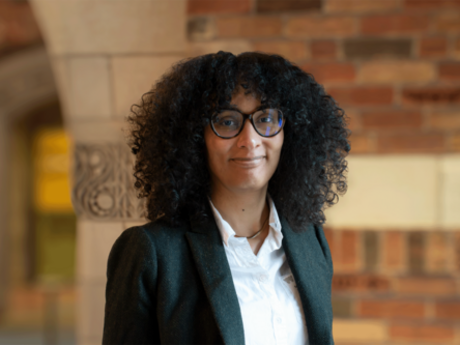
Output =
[{"x1": 229, "y1": 177, "x2": 268, "y2": 192}]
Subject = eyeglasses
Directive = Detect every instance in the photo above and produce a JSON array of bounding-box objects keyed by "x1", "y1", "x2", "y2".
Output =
[{"x1": 210, "y1": 107, "x2": 285, "y2": 139}]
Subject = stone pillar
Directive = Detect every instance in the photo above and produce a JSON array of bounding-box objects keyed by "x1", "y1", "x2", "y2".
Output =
[{"x1": 29, "y1": 1, "x2": 186, "y2": 343}]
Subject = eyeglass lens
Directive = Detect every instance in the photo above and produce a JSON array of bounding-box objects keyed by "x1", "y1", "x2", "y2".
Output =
[{"x1": 212, "y1": 109, "x2": 284, "y2": 138}]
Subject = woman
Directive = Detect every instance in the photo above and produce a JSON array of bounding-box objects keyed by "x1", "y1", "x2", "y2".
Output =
[{"x1": 103, "y1": 51, "x2": 350, "y2": 345}]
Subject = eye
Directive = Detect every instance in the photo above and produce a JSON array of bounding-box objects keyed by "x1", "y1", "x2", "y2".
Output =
[
  {"x1": 212, "y1": 110, "x2": 242, "y2": 132},
  {"x1": 217, "y1": 116, "x2": 238, "y2": 127},
  {"x1": 258, "y1": 115, "x2": 274, "y2": 123},
  {"x1": 255, "y1": 109, "x2": 277, "y2": 123}
]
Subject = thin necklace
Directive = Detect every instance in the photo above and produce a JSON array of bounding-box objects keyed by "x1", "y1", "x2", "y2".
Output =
[{"x1": 234, "y1": 212, "x2": 269, "y2": 240}]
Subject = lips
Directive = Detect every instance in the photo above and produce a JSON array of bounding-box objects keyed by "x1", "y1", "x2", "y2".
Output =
[
  {"x1": 230, "y1": 156, "x2": 266, "y2": 168},
  {"x1": 231, "y1": 156, "x2": 265, "y2": 161}
]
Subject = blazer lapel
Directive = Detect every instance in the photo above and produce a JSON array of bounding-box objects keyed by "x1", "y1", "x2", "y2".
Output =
[
  {"x1": 280, "y1": 217, "x2": 334, "y2": 345},
  {"x1": 185, "y1": 218, "x2": 245, "y2": 345}
]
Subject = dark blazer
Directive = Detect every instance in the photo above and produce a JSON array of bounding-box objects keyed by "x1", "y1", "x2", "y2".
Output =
[{"x1": 102, "y1": 215, "x2": 334, "y2": 345}]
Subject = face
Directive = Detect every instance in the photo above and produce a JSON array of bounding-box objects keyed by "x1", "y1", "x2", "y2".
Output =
[{"x1": 204, "y1": 88, "x2": 284, "y2": 194}]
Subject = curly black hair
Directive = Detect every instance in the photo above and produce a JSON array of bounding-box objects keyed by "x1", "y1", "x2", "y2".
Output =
[{"x1": 127, "y1": 51, "x2": 351, "y2": 231}]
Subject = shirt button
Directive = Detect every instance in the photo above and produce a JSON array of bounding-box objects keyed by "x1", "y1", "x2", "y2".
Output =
[
  {"x1": 276, "y1": 317, "x2": 282, "y2": 324},
  {"x1": 258, "y1": 274, "x2": 268, "y2": 283}
]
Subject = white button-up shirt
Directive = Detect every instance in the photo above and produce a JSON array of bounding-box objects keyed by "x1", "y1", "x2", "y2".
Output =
[{"x1": 209, "y1": 197, "x2": 309, "y2": 345}]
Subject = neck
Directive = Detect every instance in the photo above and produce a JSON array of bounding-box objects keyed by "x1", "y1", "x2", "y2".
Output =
[{"x1": 210, "y1": 183, "x2": 269, "y2": 238}]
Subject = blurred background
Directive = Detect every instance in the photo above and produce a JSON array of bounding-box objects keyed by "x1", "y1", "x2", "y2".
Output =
[{"x1": 0, "y1": 0, "x2": 459, "y2": 344}]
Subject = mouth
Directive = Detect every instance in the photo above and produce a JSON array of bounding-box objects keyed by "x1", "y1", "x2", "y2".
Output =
[
  {"x1": 230, "y1": 156, "x2": 266, "y2": 168},
  {"x1": 231, "y1": 156, "x2": 265, "y2": 161}
]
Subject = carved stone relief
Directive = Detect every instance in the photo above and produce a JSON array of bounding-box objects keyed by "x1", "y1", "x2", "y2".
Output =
[{"x1": 72, "y1": 143, "x2": 145, "y2": 220}]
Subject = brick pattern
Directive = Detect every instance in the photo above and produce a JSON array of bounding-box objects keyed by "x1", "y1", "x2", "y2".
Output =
[
  {"x1": 187, "y1": 0, "x2": 251, "y2": 14},
  {"x1": 326, "y1": 228, "x2": 460, "y2": 277},
  {"x1": 325, "y1": 227, "x2": 460, "y2": 344},
  {"x1": 256, "y1": 0, "x2": 322, "y2": 13},
  {"x1": 0, "y1": 1, "x2": 43, "y2": 57},
  {"x1": 187, "y1": 0, "x2": 460, "y2": 154}
]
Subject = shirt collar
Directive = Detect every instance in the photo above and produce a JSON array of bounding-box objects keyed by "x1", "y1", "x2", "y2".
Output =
[{"x1": 208, "y1": 195, "x2": 283, "y2": 249}]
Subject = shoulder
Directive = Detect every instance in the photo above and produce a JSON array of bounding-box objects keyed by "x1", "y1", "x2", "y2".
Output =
[
  {"x1": 137, "y1": 217, "x2": 191, "y2": 243},
  {"x1": 118, "y1": 217, "x2": 188, "y2": 240},
  {"x1": 112, "y1": 217, "x2": 192, "y2": 258}
]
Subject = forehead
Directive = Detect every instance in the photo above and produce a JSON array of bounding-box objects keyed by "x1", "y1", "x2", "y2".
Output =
[
  {"x1": 229, "y1": 89, "x2": 261, "y2": 113},
  {"x1": 230, "y1": 84, "x2": 262, "y2": 103}
]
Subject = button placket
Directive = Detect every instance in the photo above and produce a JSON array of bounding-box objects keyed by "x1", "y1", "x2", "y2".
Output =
[{"x1": 273, "y1": 312, "x2": 288, "y2": 345}]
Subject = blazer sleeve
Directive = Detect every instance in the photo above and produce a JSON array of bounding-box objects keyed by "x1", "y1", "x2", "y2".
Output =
[{"x1": 102, "y1": 226, "x2": 161, "y2": 345}]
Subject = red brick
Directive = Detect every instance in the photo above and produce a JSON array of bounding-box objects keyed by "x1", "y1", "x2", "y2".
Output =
[
  {"x1": 402, "y1": 87, "x2": 460, "y2": 105},
  {"x1": 405, "y1": 0, "x2": 460, "y2": 9},
  {"x1": 301, "y1": 62, "x2": 356, "y2": 84},
  {"x1": 396, "y1": 277, "x2": 457, "y2": 296},
  {"x1": 0, "y1": 2, "x2": 42, "y2": 46},
  {"x1": 408, "y1": 232, "x2": 425, "y2": 274},
  {"x1": 455, "y1": 233, "x2": 460, "y2": 272},
  {"x1": 340, "y1": 230, "x2": 359, "y2": 270},
  {"x1": 435, "y1": 13, "x2": 460, "y2": 33},
  {"x1": 382, "y1": 231, "x2": 405, "y2": 273},
  {"x1": 358, "y1": 299, "x2": 425, "y2": 319},
  {"x1": 311, "y1": 40, "x2": 337, "y2": 59},
  {"x1": 429, "y1": 111, "x2": 460, "y2": 130},
  {"x1": 426, "y1": 232, "x2": 450, "y2": 273},
  {"x1": 349, "y1": 134, "x2": 372, "y2": 153},
  {"x1": 358, "y1": 61, "x2": 436, "y2": 83},
  {"x1": 377, "y1": 134, "x2": 445, "y2": 153},
  {"x1": 332, "y1": 274, "x2": 391, "y2": 293},
  {"x1": 435, "y1": 301, "x2": 460, "y2": 319},
  {"x1": 361, "y1": 14, "x2": 430, "y2": 35},
  {"x1": 419, "y1": 37, "x2": 448, "y2": 57},
  {"x1": 286, "y1": 16, "x2": 356, "y2": 38},
  {"x1": 326, "y1": 0, "x2": 401, "y2": 13},
  {"x1": 253, "y1": 41, "x2": 308, "y2": 61},
  {"x1": 256, "y1": 0, "x2": 322, "y2": 13},
  {"x1": 439, "y1": 63, "x2": 460, "y2": 81},
  {"x1": 361, "y1": 110, "x2": 422, "y2": 130},
  {"x1": 187, "y1": 0, "x2": 251, "y2": 14},
  {"x1": 216, "y1": 16, "x2": 282, "y2": 38},
  {"x1": 390, "y1": 323, "x2": 455, "y2": 343},
  {"x1": 455, "y1": 38, "x2": 460, "y2": 58},
  {"x1": 328, "y1": 87, "x2": 393, "y2": 106},
  {"x1": 452, "y1": 134, "x2": 460, "y2": 152},
  {"x1": 344, "y1": 38, "x2": 412, "y2": 59}
]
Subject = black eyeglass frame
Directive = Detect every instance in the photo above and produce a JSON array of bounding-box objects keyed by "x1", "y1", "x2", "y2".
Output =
[{"x1": 209, "y1": 107, "x2": 286, "y2": 139}]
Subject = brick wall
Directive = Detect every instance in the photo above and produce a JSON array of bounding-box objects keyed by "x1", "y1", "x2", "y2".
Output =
[
  {"x1": 0, "y1": 1, "x2": 42, "y2": 57},
  {"x1": 326, "y1": 227, "x2": 460, "y2": 344},
  {"x1": 187, "y1": 1, "x2": 460, "y2": 343},
  {"x1": 187, "y1": 0, "x2": 460, "y2": 155}
]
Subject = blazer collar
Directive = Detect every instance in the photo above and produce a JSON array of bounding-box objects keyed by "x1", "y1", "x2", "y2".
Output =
[
  {"x1": 186, "y1": 215, "x2": 333, "y2": 345},
  {"x1": 185, "y1": 217, "x2": 245, "y2": 345}
]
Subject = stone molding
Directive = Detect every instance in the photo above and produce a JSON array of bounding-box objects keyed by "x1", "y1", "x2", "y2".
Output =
[{"x1": 72, "y1": 142, "x2": 144, "y2": 220}]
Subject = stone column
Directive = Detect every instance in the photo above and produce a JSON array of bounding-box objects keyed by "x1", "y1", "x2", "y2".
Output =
[{"x1": 29, "y1": 1, "x2": 186, "y2": 343}]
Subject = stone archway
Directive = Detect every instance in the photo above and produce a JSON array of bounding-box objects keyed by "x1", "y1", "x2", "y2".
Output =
[{"x1": 28, "y1": 1, "x2": 186, "y2": 343}]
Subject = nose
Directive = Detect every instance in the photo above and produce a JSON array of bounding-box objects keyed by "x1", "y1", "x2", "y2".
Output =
[{"x1": 236, "y1": 118, "x2": 261, "y2": 150}]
